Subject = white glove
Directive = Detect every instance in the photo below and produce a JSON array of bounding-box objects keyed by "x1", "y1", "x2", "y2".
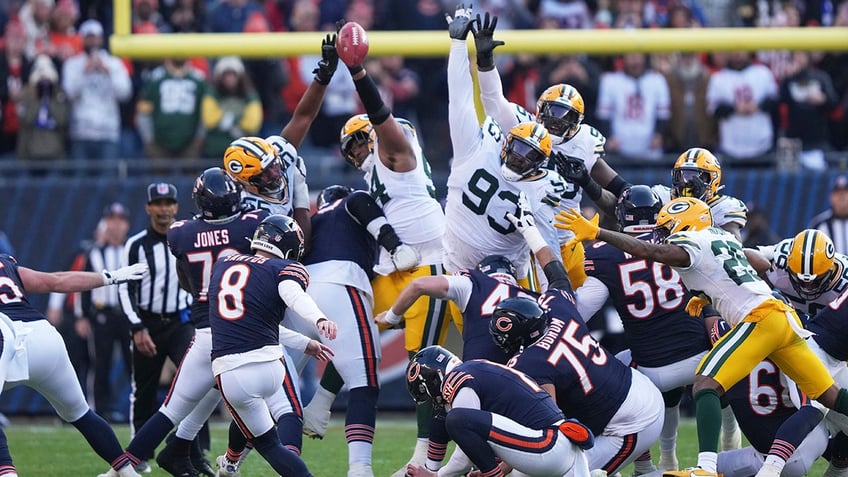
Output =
[
  {"x1": 506, "y1": 192, "x2": 547, "y2": 254},
  {"x1": 391, "y1": 244, "x2": 420, "y2": 272},
  {"x1": 103, "y1": 263, "x2": 148, "y2": 285}
]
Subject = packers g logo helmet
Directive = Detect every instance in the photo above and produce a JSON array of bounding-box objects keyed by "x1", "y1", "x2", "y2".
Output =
[
  {"x1": 224, "y1": 137, "x2": 285, "y2": 200},
  {"x1": 536, "y1": 84, "x2": 585, "y2": 143},
  {"x1": 340, "y1": 114, "x2": 374, "y2": 170},
  {"x1": 653, "y1": 197, "x2": 712, "y2": 243},
  {"x1": 786, "y1": 229, "x2": 839, "y2": 299},
  {"x1": 501, "y1": 122, "x2": 552, "y2": 182},
  {"x1": 672, "y1": 148, "x2": 722, "y2": 202}
]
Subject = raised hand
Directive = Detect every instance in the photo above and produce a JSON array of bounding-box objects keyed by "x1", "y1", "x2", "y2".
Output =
[
  {"x1": 313, "y1": 33, "x2": 339, "y2": 85},
  {"x1": 505, "y1": 191, "x2": 535, "y2": 234},
  {"x1": 473, "y1": 12, "x2": 505, "y2": 70},
  {"x1": 554, "y1": 208, "x2": 600, "y2": 243},
  {"x1": 445, "y1": 3, "x2": 475, "y2": 40},
  {"x1": 553, "y1": 152, "x2": 590, "y2": 187}
]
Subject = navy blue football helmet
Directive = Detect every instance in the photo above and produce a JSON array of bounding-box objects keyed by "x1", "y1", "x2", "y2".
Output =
[
  {"x1": 317, "y1": 185, "x2": 354, "y2": 210},
  {"x1": 193, "y1": 167, "x2": 242, "y2": 220},
  {"x1": 476, "y1": 255, "x2": 517, "y2": 285},
  {"x1": 490, "y1": 297, "x2": 549, "y2": 355},
  {"x1": 615, "y1": 185, "x2": 662, "y2": 234},
  {"x1": 250, "y1": 214, "x2": 305, "y2": 261},
  {"x1": 406, "y1": 345, "x2": 461, "y2": 408}
]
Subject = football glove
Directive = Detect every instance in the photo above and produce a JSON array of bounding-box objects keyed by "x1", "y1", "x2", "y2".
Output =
[
  {"x1": 554, "y1": 208, "x2": 599, "y2": 242},
  {"x1": 685, "y1": 295, "x2": 710, "y2": 317},
  {"x1": 391, "y1": 244, "x2": 420, "y2": 272},
  {"x1": 445, "y1": 4, "x2": 474, "y2": 40},
  {"x1": 554, "y1": 152, "x2": 591, "y2": 188},
  {"x1": 313, "y1": 33, "x2": 339, "y2": 85},
  {"x1": 473, "y1": 12, "x2": 505, "y2": 70},
  {"x1": 103, "y1": 263, "x2": 148, "y2": 285}
]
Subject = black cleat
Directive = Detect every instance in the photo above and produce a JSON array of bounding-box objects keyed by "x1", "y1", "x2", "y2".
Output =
[{"x1": 156, "y1": 443, "x2": 199, "y2": 477}]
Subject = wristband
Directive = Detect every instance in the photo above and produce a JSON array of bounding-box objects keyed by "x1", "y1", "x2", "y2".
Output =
[
  {"x1": 347, "y1": 65, "x2": 364, "y2": 76},
  {"x1": 384, "y1": 308, "x2": 402, "y2": 325},
  {"x1": 523, "y1": 226, "x2": 548, "y2": 255}
]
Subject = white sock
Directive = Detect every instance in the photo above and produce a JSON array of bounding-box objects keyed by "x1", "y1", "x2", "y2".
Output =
[
  {"x1": 721, "y1": 406, "x2": 740, "y2": 446},
  {"x1": 698, "y1": 452, "x2": 718, "y2": 473},
  {"x1": 349, "y1": 441, "x2": 373, "y2": 466},
  {"x1": 634, "y1": 459, "x2": 656, "y2": 474},
  {"x1": 660, "y1": 405, "x2": 679, "y2": 456},
  {"x1": 412, "y1": 438, "x2": 428, "y2": 461},
  {"x1": 307, "y1": 385, "x2": 337, "y2": 412}
]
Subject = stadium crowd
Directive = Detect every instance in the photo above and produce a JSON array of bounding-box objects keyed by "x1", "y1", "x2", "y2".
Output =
[{"x1": 0, "y1": 0, "x2": 846, "y2": 170}]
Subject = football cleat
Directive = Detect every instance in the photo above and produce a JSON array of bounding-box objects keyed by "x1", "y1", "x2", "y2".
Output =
[
  {"x1": 156, "y1": 444, "x2": 199, "y2": 477},
  {"x1": 301, "y1": 401, "x2": 331, "y2": 439},
  {"x1": 215, "y1": 455, "x2": 241, "y2": 477},
  {"x1": 134, "y1": 460, "x2": 152, "y2": 474},
  {"x1": 663, "y1": 467, "x2": 722, "y2": 477}
]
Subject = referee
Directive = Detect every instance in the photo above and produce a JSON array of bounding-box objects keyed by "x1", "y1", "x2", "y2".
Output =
[{"x1": 118, "y1": 183, "x2": 193, "y2": 472}]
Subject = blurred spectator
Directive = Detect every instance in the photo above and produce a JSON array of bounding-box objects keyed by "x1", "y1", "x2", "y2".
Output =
[
  {"x1": 241, "y1": 11, "x2": 289, "y2": 137},
  {"x1": 742, "y1": 206, "x2": 780, "y2": 248},
  {"x1": 537, "y1": 54, "x2": 601, "y2": 125},
  {"x1": 0, "y1": 21, "x2": 32, "y2": 157},
  {"x1": 596, "y1": 52, "x2": 670, "y2": 161},
  {"x1": 809, "y1": 174, "x2": 848, "y2": 254},
  {"x1": 206, "y1": 0, "x2": 262, "y2": 33},
  {"x1": 79, "y1": 202, "x2": 132, "y2": 424},
  {"x1": 779, "y1": 50, "x2": 839, "y2": 170},
  {"x1": 756, "y1": 2, "x2": 802, "y2": 81},
  {"x1": 820, "y1": 1, "x2": 848, "y2": 150},
  {"x1": 136, "y1": 58, "x2": 207, "y2": 159},
  {"x1": 17, "y1": 54, "x2": 69, "y2": 160},
  {"x1": 41, "y1": 0, "x2": 82, "y2": 65},
  {"x1": 707, "y1": 51, "x2": 778, "y2": 165},
  {"x1": 18, "y1": 0, "x2": 53, "y2": 59},
  {"x1": 202, "y1": 56, "x2": 262, "y2": 158},
  {"x1": 132, "y1": 0, "x2": 169, "y2": 32},
  {"x1": 62, "y1": 19, "x2": 132, "y2": 161},
  {"x1": 497, "y1": 53, "x2": 541, "y2": 112},
  {"x1": 366, "y1": 55, "x2": 421, "y2": 120},
  {"x1": 663, "y1": 52, "x2": 716, "y2": 153},
  {"x1": 534, "y1": 0, "x2": 596, "y2": 28},
  {"x1": 164, "y1": 0, "x2": 205, "y2": 33},
  {"x1": 702, "y1": 0, "x2": 744, "y2": 25},
  {"x1": 317, "y1": 0, "x2": 349, "y2": 30}
]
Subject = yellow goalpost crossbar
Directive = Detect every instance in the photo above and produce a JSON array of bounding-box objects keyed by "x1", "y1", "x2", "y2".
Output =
[{"x1": 112, "y1": 0, "x2": 848, "y2": 59}]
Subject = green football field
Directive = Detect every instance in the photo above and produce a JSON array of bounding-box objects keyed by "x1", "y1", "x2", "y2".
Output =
[{"x1": 1, "y1": 417, "x2": 832, "y2": 476}]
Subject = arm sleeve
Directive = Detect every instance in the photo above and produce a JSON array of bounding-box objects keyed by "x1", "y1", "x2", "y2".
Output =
[
  {"x1": 278, "y1": 280, "x2": 325, "y2": 325},
  {"x1": 450, "y1": 386, "x2": 482, "y2": 410},
  {"x1": 448, "y1": 39, "x2": 483, "y2": 163},
  {"x1": 576, "y1": 276, "x2": 610, "y2": 320},
  {"x1": 443, "y1": 275, "x2": 473, "y2": 313},
  {"x1": 292, "y1": 158, "x2": 310, "y2": 210},
  {"x1": 278, "y1": 324, "x2": 312, "y2": 352},
  {"x1": 478, "y1": 67, "x2": 520, "y2": 129}
]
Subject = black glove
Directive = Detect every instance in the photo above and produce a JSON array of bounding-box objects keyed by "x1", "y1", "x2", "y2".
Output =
[
  {"x1": 473, "y1": 12, "x2": 505, "y2": 70},
  {"x1": 554, "y1": 152, "x2": 590, "y2": 187},
  {"x1": 445, "y1": 4, "x2": 475, "y2": 41},
  {"x1": 312, "y1": 33, "x2": 339, "y2": 85}
]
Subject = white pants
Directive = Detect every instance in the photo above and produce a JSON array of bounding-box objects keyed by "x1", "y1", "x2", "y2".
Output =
[
  {"x1": 486, "y1": 413, "x2": 590, "y2": 477},
  {"x1": 3, "y1": 320, "x2": 89, "y2": 422},
  {"x1": 586, "y1": 370, "x2": 665, "y2": 474},
  {"x1": 615, "y1": 349, "x2": 707, "y2": 392},
  {"x1": 717, "y1": 419, "x2": 829, "y2": 477},
  {"x1": 0, "y1": 314, "x2": 16, "y2": 396},
  {"x1": 805, "y1": 338, "x2": 848, "y2": 435},
  {"x1": 217, "y1": 359, "x2": 299, "y2": 439}
]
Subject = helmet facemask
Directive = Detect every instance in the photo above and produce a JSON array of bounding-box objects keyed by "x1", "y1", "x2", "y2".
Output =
[
  {"x1": 671, "y1": 169, "x2": 713, "y2": 201},
  {"x1": 341, "y1": 130, "x2": 372, "y2": 170},
  {"x1": 652, "y1": 220, "x2": 675, "y2": 243},
  {"x1": 501, "y1": 138, "x2": 547, "y2": 182},
  {"x1": 789, "y1": 268, "x2": 838, "y2": 300},
  {"x1": 538, "y1": 101, "x2": 582, "y2": 144},
  {"x1": 249, "y1": 156, "x2": 286, "y2": 199}
]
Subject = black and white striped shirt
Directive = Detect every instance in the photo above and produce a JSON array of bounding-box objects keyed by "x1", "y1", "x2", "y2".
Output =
[
  {"x1": 78, "y1": 244, "x2": 123, "y2": 317},
  {"x1": 119, "y1": 226, "x2": 191, "y2": 326},
  {"x1": 809, "y1": 210, "x2": 848, "y2": 256}
]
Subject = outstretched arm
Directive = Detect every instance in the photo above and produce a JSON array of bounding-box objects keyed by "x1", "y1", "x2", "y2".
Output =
[
  {"x1": 19, "y1": 263, "x2": 147, "y2": 294},
  {"x1": 281, "y1": 34, "x2": 338, "y2": 148},
  {"x1": 446, "y1": 5, "x2": 483, "y2": 163},
  {"x1": 473, "y1": 13, "x2": 517, "y2": 129},
  {"x1": 376, "y1": 275, "x2": 451, "y2": 327}
]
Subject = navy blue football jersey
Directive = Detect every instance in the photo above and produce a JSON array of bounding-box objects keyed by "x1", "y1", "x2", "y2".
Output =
[
  {"x1": 584, "y1": 236, "x2": 710, "y2": 367},
  {"x1": 302, "y1": 192, "x2": 376, "y2": 279},
  {"x1": 512, "y1": 289, "x2": 631, "y2": 435},
  {"x1": 456, "y1": 269, "x2": 538, "y2": 363},
  {"x1": 442, "y1": 360, "x2": 565, "y2": 429},
  {"x1": 168, "y1": 210, "x2": 267, "y2": 328},
  {"x1": 807, "y1": 292, "x2": 848, "y2": 361},
  {"x1": 0, "y1": 254, "x2": 44, "y2": 322},
  {"x1": 725, "y1": 360, "x2": 800, "y2": 454},
  {"x1": 209, "y1": 253, "x2": 309, "y2": 359}
]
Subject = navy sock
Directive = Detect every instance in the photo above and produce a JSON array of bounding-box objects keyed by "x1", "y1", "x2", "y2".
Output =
[
  {"x1": 345, "y1": 386, "x2": 378, "y2": 441},
  {"x1": 769, "y1": 406, "x2": 823, "y2": 461},
  {"x1": 276, "y1": 413, "x2": 304, "y2": 455},
  {"x1": 0, "y1": 428, "x2": 14, "y2": 472},
  {"x1": 445, "y1": 408, "x2": 500, "y2": 475},
  {"x1": 71, "y1": 410, "x2": 127, "y2": 465},
  {"x1": 227, "y1": 419, "x2": 249, "y2": 458},
  {"x1": 125, "y1": 411, "x2": 176, "y2": 461},
  {"x1": 252, "y1": 429, "x2": 313, "y2": 476}
]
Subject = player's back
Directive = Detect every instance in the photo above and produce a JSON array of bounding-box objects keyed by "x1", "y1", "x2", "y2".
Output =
[
  {"x1": 807, "y1": 291, "x2": 848, "y2": 362},
  {"x1": 725, "y1": 359, "x2": 798, "y2": 454},
  {"x1": 668, "y1": 227, "x2": 773, "y2": 325},
  {"x1": 0, "y1": 254, "x2": 42, "y2": 322},
  {"x1": 209, "y1": 253, "x2": 308, "y2": 360},
  {"x1": 584, "y1": 236, "x2": 710, "y2": 367},
  {"x1": 443, "y1": 359, "x2": 564, "y2": 429},
  {"x1": 168, "y1": 211, "x2": 266, "y2": 328},
  {"x1": 455, "y1": 269, "x2": 537, "y2": 363},
  {"x1": 764, "y1": 239, "x2": 848, "y2": 317},
  {"x1": 513, "y1": 289, "x2": 631, "y2": 435},
  {"x1": 653, "y1": 186, "x2": 747, "y2": 230}
]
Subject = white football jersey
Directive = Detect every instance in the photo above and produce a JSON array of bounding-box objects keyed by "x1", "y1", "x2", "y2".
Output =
[
  {"x1": 444, "y1": 39, "x2": 561, "y2": 279},
  {"x1": 240, "y1": 156, "x2": 309, "y2": 216},
  {"x1": 706, "y1": 64, "x2": 778, "y2": 158},
  {"x1": 652, "y1": 185, "x2": 748, "y2": 229},
  {"x1": 477, "y1": 68, "x2": 607, "y2": 244},
  {"x1": 759, "y1": 238, "x2": 848, "y2": 316},
  {"x1": 366, "y1": 128, "x2": 446, "y2": 273},
  {"x1": 668, "y1": 227, "x2": 772, "y2": 325}
]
